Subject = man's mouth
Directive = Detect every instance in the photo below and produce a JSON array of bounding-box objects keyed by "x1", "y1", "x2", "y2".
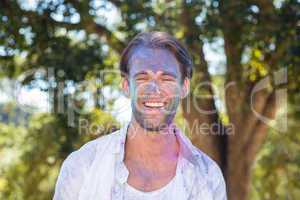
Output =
[{"x1": 143, "y1": 102, "x2": 165, "y2": 108}]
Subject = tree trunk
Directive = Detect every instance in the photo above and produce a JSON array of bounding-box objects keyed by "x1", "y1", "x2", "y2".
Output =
[
  {"x1": 182, "y1": 77, "x2": 278, "y2": 200},
  {"x1": 179, "y1": 1, "x2": 280, "y2": 198}
]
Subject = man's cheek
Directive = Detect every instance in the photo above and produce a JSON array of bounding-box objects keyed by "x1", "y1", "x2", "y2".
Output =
[
  {"x1": 165, "y1": 87, "x2": 181, "y2": 103},
  {"x1": 164, "y1": 82, "x2": 181, "y2": 95},
  {"x1": 131, "y1": 95, "x2": 143, "y2": 113},
  {"x1": 162, "y1": 96, "x2": 179, "y2": 115},
  {"x1": 129, "y1": 83, "x2": 139, "y2": 110},
  {"x1": 129, "y1": 81, "x2": 140, "y2": 100}
]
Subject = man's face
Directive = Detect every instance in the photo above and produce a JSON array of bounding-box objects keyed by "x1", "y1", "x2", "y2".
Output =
[{"x1": 123, "y1": 46, "x2": 188, "y2": 131}]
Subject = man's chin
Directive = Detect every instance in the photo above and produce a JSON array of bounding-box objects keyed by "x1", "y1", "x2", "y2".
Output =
[
  {"x1": 137, "y1": 119, "x2": 170, "y2": 132},
  {"x1": 143, "y1": 126, "x2": 161, "y2": 132},
  {"x1": 132, "y1": 109, "x2": 176, "y2": 133}
]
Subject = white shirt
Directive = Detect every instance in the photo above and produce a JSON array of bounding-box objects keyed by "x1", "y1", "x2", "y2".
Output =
[
  {"x1": 124, "y1": 178, "x2": 175, "y2": 200},
  {"x1": 124, "y1": 153, "x2": 184, "y2": 200},
  {"x1": 53, "y1": 123, "x2": 227, "y2": 200}
]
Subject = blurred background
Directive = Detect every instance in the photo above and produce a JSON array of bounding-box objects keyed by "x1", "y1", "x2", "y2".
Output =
[{"x1": 0, "y1": 0, "x2": 299, "y2": 199}]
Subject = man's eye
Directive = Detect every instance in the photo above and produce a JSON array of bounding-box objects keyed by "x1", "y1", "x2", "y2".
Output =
[
  {"x1": 162, "y1": 77, "x2": 175, "y2": 82},
  {"x1": 135, "y1": 77, "x2": 148, "y2": 81}
]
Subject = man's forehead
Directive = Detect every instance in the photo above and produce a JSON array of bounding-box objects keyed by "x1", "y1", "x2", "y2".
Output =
[{"x1": 128, "y1": 47, "x2": 180, "y2": 75}]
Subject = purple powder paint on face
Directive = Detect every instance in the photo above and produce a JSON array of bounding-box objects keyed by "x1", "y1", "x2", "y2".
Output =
[{"x1": 128, "y1": 47, "x2": 183, "y2": 132}]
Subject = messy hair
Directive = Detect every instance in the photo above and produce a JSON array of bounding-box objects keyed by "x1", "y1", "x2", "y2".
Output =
[{"x1": 119, "y1": 31, "x2": 193, "y2": 80}]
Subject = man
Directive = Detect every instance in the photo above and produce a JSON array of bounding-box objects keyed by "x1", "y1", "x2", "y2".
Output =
[{"x1": 53, "y1": 31, "x2": 227, "y2": 200}]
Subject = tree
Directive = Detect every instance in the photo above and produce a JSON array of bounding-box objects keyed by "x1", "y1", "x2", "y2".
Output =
[
  {"x1": 0, "y1": 103, "x2": 118, "y2": 200},
  {"x1": 0, "y1": 0, "x2": 299, "y2": 199},
  {"x1": 250, "y1": 104, "x2": 300, "y2": 199}
]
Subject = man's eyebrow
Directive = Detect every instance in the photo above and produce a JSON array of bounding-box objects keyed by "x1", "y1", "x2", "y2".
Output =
[
  {"x1": 133, "y1": 71, "x2": 148, "y2": 78},
  {"x1": 161, "y1": 71, "x2": 177, "y2": 78}
]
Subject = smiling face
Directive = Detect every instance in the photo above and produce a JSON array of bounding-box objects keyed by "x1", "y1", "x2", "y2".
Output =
[{"x1": 122, "y1": 46, "x2": 189, "y2": 132}]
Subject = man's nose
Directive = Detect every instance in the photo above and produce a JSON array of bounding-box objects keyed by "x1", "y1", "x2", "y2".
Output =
[{"x1": 145, "y1": 80, "x2": 160, "y2": 94}]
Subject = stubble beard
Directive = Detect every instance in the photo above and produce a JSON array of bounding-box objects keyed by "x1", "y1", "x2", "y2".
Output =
[{"x1": 131, "y1": 99, "x2": 179, "y2": 132}]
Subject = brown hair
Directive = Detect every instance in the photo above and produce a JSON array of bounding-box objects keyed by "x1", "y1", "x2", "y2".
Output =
[{"x1": 119, "y1": 31, "x2": 193, "y2": 80}]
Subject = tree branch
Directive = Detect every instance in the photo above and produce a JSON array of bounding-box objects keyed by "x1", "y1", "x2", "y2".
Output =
[
  {"x1": 109, "y1": 0, "x2": 122, "y2": 8},
  {"x1": 250, "y1": 0, "x2": 277, "y2": 17},
  {"x1": 219, "y1": 0, "x2": 246, "y2": 127},
  {"x1": 180, "y1": 1, "x2": 228, "y2": 168},
  {"x1": 65, "y1": 0, "x2": 126, "y2": 53},
  {"x1": 244, "y1": 91, "x2": 277, "y2": 162},
  {"x1": 239, "y1": 85, "x2": 270, "y2": 147},
  {"x1": 82, "y1": 18, "x2": 125, "y2": 53}
]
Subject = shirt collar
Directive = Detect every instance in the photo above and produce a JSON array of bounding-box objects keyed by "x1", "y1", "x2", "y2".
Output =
[
  {"x1": 113, "y1": 122, "x2": 199, "y2": 166},
  {"x1": 112, "y1": 123, "x2": 209, "y2": 199}
]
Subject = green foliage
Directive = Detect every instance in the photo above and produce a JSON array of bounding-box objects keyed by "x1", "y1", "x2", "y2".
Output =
[
  {"x1": 250, "y1": 92, "x2": 300, "y2": 199},
  {"x1": 251, "y1": 114, "x2": 300, "y2": 199},
  {"x1": 0, "y1": 107, "x2": 118, "y2": 200}
]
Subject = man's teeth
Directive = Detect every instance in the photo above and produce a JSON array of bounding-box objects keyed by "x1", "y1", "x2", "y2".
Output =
[{"x1": 144, "y1": 102, "x2": 164, "y2": 108}]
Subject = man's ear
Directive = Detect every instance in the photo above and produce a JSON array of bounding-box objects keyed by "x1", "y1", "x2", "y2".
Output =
[
  {"x1": 180, "y1": 78, "x2": 190, "y2": 99},
  {"x1": 121, "y1": 77, "x2": 130, "y2": 97}
]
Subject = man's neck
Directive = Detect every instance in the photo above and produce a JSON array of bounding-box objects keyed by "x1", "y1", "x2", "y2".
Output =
[
  {"x1": 124, "y1": 119, "x2": 180, "y2": 191},
  {"x1": 126, "y1": 120, "x2": 179, "y2": 161}
]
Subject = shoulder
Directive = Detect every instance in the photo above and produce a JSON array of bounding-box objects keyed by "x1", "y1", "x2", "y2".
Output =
[
  {"x1": 53, "y1": 130, "x2": 120, "y2": 199},
  {"x1": 193, "y1": 147, "x2": 227, "y2": 199},
  {"x1": 194, "y1": 148, "x2": 223, "y2": 180},
  {"x1": 63, "y1": 130, "x2": 120, "y2": 170}
]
